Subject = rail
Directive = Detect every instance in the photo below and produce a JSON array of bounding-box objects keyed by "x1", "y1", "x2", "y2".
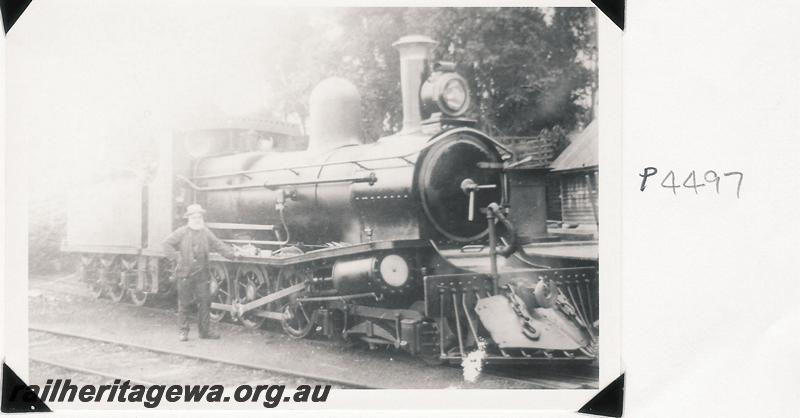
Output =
[
  {"x1": 30, "y1": 356, "x2": 156, "y2": 386},
  {"x1": 29, "y1": 327, "x2": 375, "y2": 389}
]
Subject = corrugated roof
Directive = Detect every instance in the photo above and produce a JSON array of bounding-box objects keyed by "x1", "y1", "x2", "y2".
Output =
[{"x1": 550, "y1": 119, "x2": 598, "y2": 172}]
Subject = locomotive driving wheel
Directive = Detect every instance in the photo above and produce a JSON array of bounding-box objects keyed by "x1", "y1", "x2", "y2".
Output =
[
  {"x1": 208, "y1": 262, "x2": 231, "y2": 323},
  {"x1": 278, "y1": 266, "x2": 314, "y2": 339},
  {"x1": 234, "y1": 264, "x2": 269, "y2": 329}
]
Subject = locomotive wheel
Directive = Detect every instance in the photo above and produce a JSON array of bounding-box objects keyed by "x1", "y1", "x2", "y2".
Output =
[
  {"x1": 235, "y1": 264, "x2": 268, "y2": 329},
  {"x1": 208, "y1": 262, "x2": 231, "y2": 323},
  {"x1": 107, "y1": 278, "x2": 126, "y2": 302},
  {"x1": 105, "y1": 257, "x2": 127, "y2": 303},
  {"x1": 158, "y1": 258, "x2": 178, "y2": 297},
  {"x1": 280, "y1": 302, "x2": 314, "y2": 339},
  {"x1": 278, "y1": 266, "x2": 314, "y2": 339},
  {"x1": 128, "y1": 258, "x2": 155, "y2": 307},
  {"x1": 81, "y1": 255, "x2": 105, "y2": 299},
  {"x1": 89, "y1": 279, "x2": 105, "y2": 299},
  {"x1": 129, "y1": 288, "x2": 148, "y2": 307},
  {"x1": 119, "y1": 257, "x2": 141, "y2": 304}
]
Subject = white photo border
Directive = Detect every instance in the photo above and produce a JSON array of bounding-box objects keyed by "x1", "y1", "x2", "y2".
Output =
[{"x1": 1, "y1": 0, "x2": 622, "y2": 413}]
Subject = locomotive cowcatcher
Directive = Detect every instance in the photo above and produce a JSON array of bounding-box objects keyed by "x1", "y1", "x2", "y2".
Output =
[{"x1": 64, "y1": 35, "x2": 599, "y2": 366}]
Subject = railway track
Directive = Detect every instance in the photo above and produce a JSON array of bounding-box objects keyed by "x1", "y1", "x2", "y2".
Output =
[
  {"x1": 30, "y1": 357, "x2": 156, "y2": 387},
  {"x1": 30, "y1": 273, "x2": 598, "y2": 390},
  {"x1": 29, "y1": 328, "x2": 361, "y2": 389},
  {"x1": 486, "y1": 366, "x2": 597, "y2": 389}
]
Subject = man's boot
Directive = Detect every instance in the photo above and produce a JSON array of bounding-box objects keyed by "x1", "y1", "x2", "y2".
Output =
[
  {"x1": 199, "y1": 330, "x2": 220, "y2": 339},
  {"x1": 179, "y1": 330, "x2": 189, "y2": 342}
]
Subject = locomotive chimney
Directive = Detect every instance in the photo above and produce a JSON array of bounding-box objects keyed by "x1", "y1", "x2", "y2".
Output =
[{"x1": 392, "y1": 35, "x2": 437, "y2": 133}]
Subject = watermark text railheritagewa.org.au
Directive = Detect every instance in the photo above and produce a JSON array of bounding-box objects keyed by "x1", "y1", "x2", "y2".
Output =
[{"x1": 9, "y1": 379, "x2": 331, "y2": 408}]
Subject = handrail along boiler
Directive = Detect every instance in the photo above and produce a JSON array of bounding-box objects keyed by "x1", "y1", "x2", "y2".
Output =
[{"x1": 66, "y1": 35, "x2": 599, "y2": 365}]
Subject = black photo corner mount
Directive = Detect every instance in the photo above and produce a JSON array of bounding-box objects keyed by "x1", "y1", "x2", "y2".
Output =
[
  {"x1": 1, "y1": 363, "x2": 52, "y2": 413},
  {"x1": 591, "y1": 0, "x2": 625, "y2": 30},
  {"x1": 578, "y1": 373, "x2": 624, "y2": 417},
  {"x1": 0, "y1": 0, "x2": 33, "y2": 34}
]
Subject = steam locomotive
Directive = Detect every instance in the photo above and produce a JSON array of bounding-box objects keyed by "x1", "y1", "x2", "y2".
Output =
[{"x1": 65, "y1": 35, "x2": 598, "y2": 365}]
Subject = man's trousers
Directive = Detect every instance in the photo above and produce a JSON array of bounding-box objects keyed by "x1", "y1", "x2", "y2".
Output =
[{"x1": 177, "y1": 269, "x2": 211, "y2": 335}]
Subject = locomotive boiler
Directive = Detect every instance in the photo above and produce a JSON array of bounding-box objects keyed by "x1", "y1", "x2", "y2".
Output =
[{"x1": 66, "y1": 35, "x2": 599, "y2": 366}]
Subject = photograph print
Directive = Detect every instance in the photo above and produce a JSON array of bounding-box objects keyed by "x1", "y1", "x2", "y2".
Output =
[{"x1": 8, "y1": 2, "x2": 607, "y2": 411}]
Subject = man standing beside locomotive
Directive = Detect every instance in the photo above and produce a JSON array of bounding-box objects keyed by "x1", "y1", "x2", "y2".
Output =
[{"x1": 163, "y1": 204, "x2": 239, "y2": 341}]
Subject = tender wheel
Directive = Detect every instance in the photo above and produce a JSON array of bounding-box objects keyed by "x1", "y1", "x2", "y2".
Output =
[
  {"x1": 129, "y1": 266, "x2": 149, "y2": 307},
  {"x1": 80, "y1": 255, "x2": 105, "y2": 299},
  {"x1": 278, "y1": 266, "x2": 314, "y2": 339},
  {"x1": 159, "y1": 258, "x2": 178, "y2": 298},
  {"x1": 235, "y1": 264, "x2": 268, "y2": 329},
  {"x1": 127, "y1": 257, "x2": 155, "y2": 307},
  {"x1": 105, "y1": 257, "x2": 127, "y2": 303},
  {"x1": 208, "y1": 262, "x2": 231, "y2": 322},
  {"x1": 129, "y1": 289, "x2": 148, "y2": 307}
]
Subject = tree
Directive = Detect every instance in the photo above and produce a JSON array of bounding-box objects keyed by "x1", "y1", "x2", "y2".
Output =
[{"x1": 269, "y1": 7, "x2": 597, "y2": 140}]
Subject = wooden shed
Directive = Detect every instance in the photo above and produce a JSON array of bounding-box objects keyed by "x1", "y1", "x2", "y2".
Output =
[{"x1": 550, "y1": 120, "x2": 599, "y2": 229}]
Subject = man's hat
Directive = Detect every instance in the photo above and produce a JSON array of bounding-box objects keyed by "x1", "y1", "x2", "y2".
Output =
[{"x1": 183, "y1": 203, "x2": 207, "y2": 218}]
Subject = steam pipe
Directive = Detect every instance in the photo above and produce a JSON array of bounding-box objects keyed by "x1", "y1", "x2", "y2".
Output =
[
  {"x1": 487, "y1": 202, "x2": 518, "y2": 258},
  {"x1": 486, "y1": 202, "x2": 519, "y2": 294},
  {"x1": 263, "y1": 172, "x2": 377, "y2": 189}
]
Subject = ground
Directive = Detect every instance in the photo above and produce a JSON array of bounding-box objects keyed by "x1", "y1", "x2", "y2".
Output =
[{"x1": 27, "y1": 273, "x2": 593, "y2": 390}]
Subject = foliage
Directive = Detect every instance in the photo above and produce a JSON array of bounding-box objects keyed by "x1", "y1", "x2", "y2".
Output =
[
  {"x1": 29, "y1": 195, "x2": 71, "y2": 274},
  {"x1": 268, "y1": 7, "x2": 597, "y2": 140}
]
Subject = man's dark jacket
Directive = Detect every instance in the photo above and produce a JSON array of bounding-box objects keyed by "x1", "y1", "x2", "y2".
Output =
[{"x1": 163, "y1": 226, "x2": 235, "y2": 278}]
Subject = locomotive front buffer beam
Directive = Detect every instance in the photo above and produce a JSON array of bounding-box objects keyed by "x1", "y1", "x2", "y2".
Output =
[{"x1": 423, "y1": 269, "x2": 598, "y2": 364}]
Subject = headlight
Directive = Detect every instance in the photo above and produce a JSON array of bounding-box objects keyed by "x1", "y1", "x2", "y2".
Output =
[
  {"x1": 441, "y1": 78, "x2": 468, "y2": 112},
  {"x1": 379, "y1": 255, "x2": 409, "y2": 287},
  {"x1": 421, "y1": 68, "x2": 471, "y2": 118}
]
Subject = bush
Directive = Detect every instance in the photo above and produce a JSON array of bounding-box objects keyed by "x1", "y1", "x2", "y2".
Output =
[{"x1": 29, "y1": 195, "x2": 73, "y2": 274}]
